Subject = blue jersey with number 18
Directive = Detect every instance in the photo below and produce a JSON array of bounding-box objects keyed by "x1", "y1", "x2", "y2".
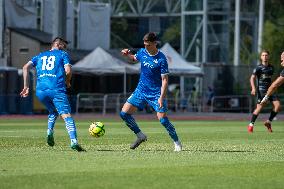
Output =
[{"x1": 31, "y1": 49, "x2": 70, "y2": 92}]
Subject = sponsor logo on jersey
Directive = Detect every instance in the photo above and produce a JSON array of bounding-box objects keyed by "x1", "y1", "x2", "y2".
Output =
[
  {"x1": 143, "y1": 61, "x2": 154, "y2": 69},
  {"x1": 260, "y1": 74, "x2": 272, "y2": 79},
  {"x1": 39, "y1": 73, "x2": 57, "y2": 78}
]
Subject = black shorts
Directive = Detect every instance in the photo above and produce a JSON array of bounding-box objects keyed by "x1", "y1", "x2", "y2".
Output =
[
  {"x1": 206, "y1": 99, "x2": 212, "y2": 106},
  {"x1": 257, "y1": 90, "x2": 278, "y2": 104}
]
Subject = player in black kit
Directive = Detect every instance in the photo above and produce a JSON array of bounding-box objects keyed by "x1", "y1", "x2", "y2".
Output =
[
  {"x1": 261, "y1": 51, "x2": 284, "y2": 109},
  {"x1": 247, "y1": 50, "x2": 280, "y2": 133}
]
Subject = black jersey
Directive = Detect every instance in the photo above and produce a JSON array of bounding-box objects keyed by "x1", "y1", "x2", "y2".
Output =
[
  {"x1": 252, "y1": 64, "x2": 274, "y2": 92},
  {"x1": 280, "y1": 69, "x2": 284, "y2": 77}
]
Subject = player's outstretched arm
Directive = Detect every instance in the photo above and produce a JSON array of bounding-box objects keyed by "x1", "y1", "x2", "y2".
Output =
[
  {"x1": 158, "y1": 74, "x2": 168, "y2": 109},
  {"x1": 20, "y1": 62, "x2": 32, "y2": 97},
  {"x1": 262, "y1": 51, "x2": 284, "y2": 104},
  {"x1": 261, "y1": 76, "x2": 284, "y2": 104},
  {"x1": 121, "y1": 49, "x2": 137, "y2": 62},
  {"x1": 65, "y1": 65, "x2": 72, "y2": 88},
  {"x1": 250, "y1": 74, "x2": 256, "y2": 96}
]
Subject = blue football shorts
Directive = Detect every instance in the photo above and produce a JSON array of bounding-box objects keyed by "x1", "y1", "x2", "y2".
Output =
[
  {"x1": 127, "y1": 89, "x2": 168, "y2": 113},
  {"x1": 36, "y1": 89, "x2": 71, "y2": 115}
]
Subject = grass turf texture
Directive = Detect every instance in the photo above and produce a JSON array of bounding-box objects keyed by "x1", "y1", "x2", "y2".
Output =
[{"x1": 0, "y1": 118, "x2": 284, "y2": 189}]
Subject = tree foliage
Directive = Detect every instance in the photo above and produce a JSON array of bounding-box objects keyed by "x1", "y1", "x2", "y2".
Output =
[
  {"x1": 260, "y1": 0, "x2": 284, "y2": 93},
  {"x1": 161, "y1": 20, "x2": 181, "y2": 48},
  {"x1": 262, "y1": 0, "x2": 284, "y2": 71}
]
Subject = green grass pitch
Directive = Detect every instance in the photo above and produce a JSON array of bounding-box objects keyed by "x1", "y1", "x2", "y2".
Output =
[{"x1": 0, "y1": 117, "x2": 284, "y2": 189}]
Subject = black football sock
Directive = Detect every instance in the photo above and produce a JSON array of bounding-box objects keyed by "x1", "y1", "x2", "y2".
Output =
[
  {"x1": 250, "y1": 114, "x2": 258, "y2": 125},
  {"x1": 268, "y1": 111, "x2": 278, "y2": 122}
]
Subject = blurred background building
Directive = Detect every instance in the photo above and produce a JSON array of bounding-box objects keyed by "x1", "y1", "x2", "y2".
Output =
[{"x1": 0, "y1": 0, "x2": 283, "y2": 114}]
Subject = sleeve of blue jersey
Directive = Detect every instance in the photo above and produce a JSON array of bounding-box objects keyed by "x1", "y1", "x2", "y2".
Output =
[
  {"x1": 30, "y1": 55, "x2": 38, "y2": 67},
  {"x1": 134, "y1": 48, "x2": 143, "y2": 62},
  {"x1": 160, "y1": 57, "x2": 169, "y2": 75},
  {"x1": 62, "y1": 51, "x2": 71, "y2": 67}
]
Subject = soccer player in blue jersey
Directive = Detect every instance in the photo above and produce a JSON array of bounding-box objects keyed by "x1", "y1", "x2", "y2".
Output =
[
  {"x1": 247, "y1": 50, "x2": 281, "y2": 133},
  {"x1": 120, "y1": 32, "x2": 182, "y2": 151},
  {"x1": 20, "y1": 37, "x2": 85, "y2": 152}
]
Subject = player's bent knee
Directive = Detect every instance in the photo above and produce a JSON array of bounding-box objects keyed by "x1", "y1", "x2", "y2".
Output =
[
  {"x1": 49, "y1": 112, "x2": 58, "y2": 118},
  {"x1": 120, "y1": 111, "x2": 127, "y2": 120},
  {"x1": 276, "y1": 105, "x2": 281, "y2": 112},
  {"x1": 122, "y1": 102, "x2": 137, "y2": 114},
  {"x1": 157, "y1": 112, "x2": 166, "y2": 120},
  {"x1": 61, "y1": 113, "x2": 71, "y2": 119}
]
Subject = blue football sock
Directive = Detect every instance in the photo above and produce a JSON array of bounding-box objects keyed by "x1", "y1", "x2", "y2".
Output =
[
  {"x1": 120, "y1": 111, "x2": 141, "y2": 134},
  {"x1": 63, "y1": 117, "x2": 77, "y2": 141},
  {"x1": 160, "y1": 117, "x2": 179, "y2": 142},
  {"x1": 47, "y1": 112, "x2": 58, "y2": 134}
]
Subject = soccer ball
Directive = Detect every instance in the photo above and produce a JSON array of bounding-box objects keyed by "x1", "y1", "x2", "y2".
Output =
[{"x1": 89, "y1": 122, "x2": 105, "y2": 137}]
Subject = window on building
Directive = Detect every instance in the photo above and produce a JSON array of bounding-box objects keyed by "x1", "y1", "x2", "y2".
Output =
[{"x1": 19, "y1": 48, "x2": 29, "y2": 54}]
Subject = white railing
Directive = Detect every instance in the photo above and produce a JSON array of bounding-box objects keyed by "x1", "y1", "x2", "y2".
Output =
[
  {"x1": 210, "y1": 95, "x2": 253, "y2": 113},
  {"x1": 2, "y1": 93, "x2": 281, "y2": 115},
  {"x1": 76, "y1": 92, "x2": 181, "y2": 115},
  {"x1": 210, "y1": 94, "x2": 284, "y2": 113},
  {"x1": 76, "y1": 93, "x2": 132, "y2": 115},
  {"x1": 75, "y1": 92, "x2": 205, "y2": 115},
  {"x1": 75, "y1": 93, "x2": 105, "y2": 114}
]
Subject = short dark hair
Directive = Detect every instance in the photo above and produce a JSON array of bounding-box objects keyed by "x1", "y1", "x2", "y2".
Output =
[
  {"x1": 260, "y1": 50, "x2": 270, "y2": 55},
  {"x1": 52, "y1": 37, "x2": 68, "y2": 49},
  {"x1": 52, "y1": 37, "x2": 68, "y2": 45},
  {"x1": 143, "y1": 32, "x2": 158, "y2": 42}
]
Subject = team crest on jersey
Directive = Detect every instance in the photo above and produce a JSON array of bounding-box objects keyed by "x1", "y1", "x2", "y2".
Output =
[{"x1": 153, "y1": 59, "x2": 158, "y2": 64}]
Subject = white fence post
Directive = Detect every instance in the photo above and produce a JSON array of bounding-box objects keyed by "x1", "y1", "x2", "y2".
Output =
[
  {"x1": 103, "y1": 94, "x2": 108, "y2": 115},
  {"x1": 76, "y1": 93, "x2": 80, "y2": 114}
]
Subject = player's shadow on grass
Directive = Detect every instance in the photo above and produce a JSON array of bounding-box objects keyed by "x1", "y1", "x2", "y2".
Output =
[
  {"x1": 96, "y1": 149, "x2": 174, "y2": 152},
  {"x1": 96, "y1": 149, "x2": 128, "y2": 152},
  {"x1": 142, "y1": 149, "x2": 256, "y2": 153},
  {"x1": 95, "y1": 149, "x2": 256, "y2": 153},
  {"x1": 143, "y1": 149, "x2": 170, "y2": 152},
  {"x1": 194, "y1": 150, "x2": 256, "y2": 153}
]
